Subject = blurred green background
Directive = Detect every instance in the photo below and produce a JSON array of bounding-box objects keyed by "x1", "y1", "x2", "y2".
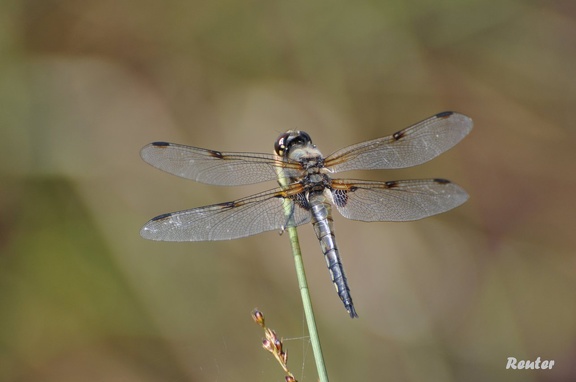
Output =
[{"x1": 1, "y1": 0, "x2": 575, "y2": 381}]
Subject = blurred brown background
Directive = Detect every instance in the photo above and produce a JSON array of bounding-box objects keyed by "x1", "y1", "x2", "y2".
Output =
[{"x1": 1, "y1": 0, "x2": 575, "y2": 381}]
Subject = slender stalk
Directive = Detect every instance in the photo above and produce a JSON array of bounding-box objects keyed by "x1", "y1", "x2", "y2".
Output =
[{"x1": 285, "y1": 225, "x2": 329, "y2": 382}]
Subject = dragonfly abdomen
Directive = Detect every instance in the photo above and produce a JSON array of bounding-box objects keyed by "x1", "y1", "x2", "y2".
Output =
[{"x1": 309, "y1": 193, "x2": 358, "y2": 318}]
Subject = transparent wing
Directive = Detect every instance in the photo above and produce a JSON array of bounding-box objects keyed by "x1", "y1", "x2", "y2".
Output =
[
  {"x1": 141, "y1": 187, "x2": 312, "y2": 241},
  {"x1": 325, "y1": 111, "x2": 472, "y2": 173},
  {"x1": 140, "y1": 142, "x2": 301, "y2": 186},
  {"x1": 331, "y1": 178, "x2": 469, "y2": 222}
]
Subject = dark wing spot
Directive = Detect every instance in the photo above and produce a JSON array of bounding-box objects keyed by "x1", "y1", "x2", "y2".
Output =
[
  {"x1": 208, "y1": 149, "x2": 224, "y2": 159},
  {"x1": 151, "y1": 141, "x2": 170, "y2": 148},
  {"x1": 220, "y1": 201, "x2": 239, "y2": 208},
  {"x1": 435, "y1": 111, "x2": 454, "y2": 119},
  {"x1": 292, "y1": 193, "x2": 310, "y2": 210},
  {"x1": 332, "y1": 188, "x2": 350, "y2": 207},
  {"x1": 385, "y1": 180, "x2": 399, "y2": 188},
  {"x1": 392, "y1": 130, "x2": 406, "y2": 141},
  {"x1": 433, "y1": 178, "x2": 451, "y2": 184},
  {"x1": 151, "y1": 212, "x2": 172, "y2": 221}
]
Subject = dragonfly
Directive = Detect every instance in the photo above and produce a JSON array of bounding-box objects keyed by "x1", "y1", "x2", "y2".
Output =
[{"x1": 140, "y1": 111, "x2": 473, "y2": 318}]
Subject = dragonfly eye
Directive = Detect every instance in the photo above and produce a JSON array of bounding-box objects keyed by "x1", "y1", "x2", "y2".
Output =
[
  {"x1": 274, "y1": 131, "x2": 313, "y2": 156},
  {"x1": 296, "y1": 131, "x2": 312, "y2": 145}
]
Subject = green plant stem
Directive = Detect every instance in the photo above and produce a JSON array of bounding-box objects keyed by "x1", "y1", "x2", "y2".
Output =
[{"x1": 285, "y1": 225, "x2": 329, "y2": 382}]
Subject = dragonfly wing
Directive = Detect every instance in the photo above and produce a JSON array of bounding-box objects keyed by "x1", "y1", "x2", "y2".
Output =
[
  {"x1": 141, "y1": 187, "x2": 312, "y2": 241},
  {"x1": 141, "y1": 142, "x2": 300, "y2": 185},
  {"x1": 331, "y1": 178, "x2": 469, "y2": 222},
  {"x1": 325, "y1": 112, "x2": 472, "y2": 172}
]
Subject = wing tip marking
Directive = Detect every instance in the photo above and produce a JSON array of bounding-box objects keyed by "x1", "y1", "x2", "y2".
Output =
[
  {"x1": 435, "y1": 111, "x2": 454, "y2": 119},
  {"x1": 151, "y1": 141, "x2": 170, "y2": 148},
  {"x1": 151, "y1": 212, "x2": 173, "y2": 221}
]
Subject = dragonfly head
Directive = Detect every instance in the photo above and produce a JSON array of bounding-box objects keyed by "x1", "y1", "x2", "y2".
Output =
[{"x1": 274, "y1": 130, "x2": 314, "y2": 157}]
